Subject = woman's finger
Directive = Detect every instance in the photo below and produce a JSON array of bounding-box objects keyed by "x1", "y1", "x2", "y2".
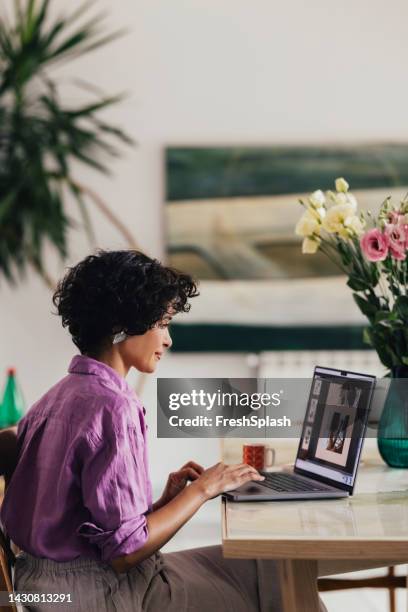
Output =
[
  {"x1": 227, "y1": 462, "x2": 258, "y2": 473},
  {"x1": 181, "y1": 460, "x2": 204, "y2": 474},
  {"x1": 177, "y1": 467, "x2": 201, "y2": 482},
  {"x1": 229, "y1": 463, "x2": 261, "y2": 478},
  {"x1": 231, "y1": 468, "x2": 264, "y2": 485},
  {"x1": 235, "y1": 470, "x2": 262, "y2": 485}
]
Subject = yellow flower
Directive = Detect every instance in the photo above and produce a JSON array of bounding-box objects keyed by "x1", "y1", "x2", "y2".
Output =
[
  {"x1": 335, "y1": 177, "x2": 349, "y2": 193},
  {"x1": 310, "y1": 205, "x2": 326, "y2": 220},
  {"x1": 344, "y1": 215, "x2": 365, "y2": 236},
  {"x1": 322, "y1": 203, "x2": 356, "y2": 235},
  {"x1": 327, "y1": 190, "x2": 358, "y2": 212},
  {"x1": 302, "y1": 236, "x2": 321, "y2": 254},
  {"x1": 309, "y1": 190, "x2": 326, "y2": 208},
  {"x1": 295, "y1": 210, "x2": 321, "y2": 237}
]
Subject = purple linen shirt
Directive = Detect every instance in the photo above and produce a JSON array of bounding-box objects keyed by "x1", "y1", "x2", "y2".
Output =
[{"x1": 1, "y1": 355, "x2": 153, "y2": 563}]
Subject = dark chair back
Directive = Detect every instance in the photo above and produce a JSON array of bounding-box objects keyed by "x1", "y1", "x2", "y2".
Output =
[
  {"x1": 0, "y1": 427, "x2": 18, "y2": 488},
  {"x1": 0, "y1": 427, "x2": 18, "y2": 612}
]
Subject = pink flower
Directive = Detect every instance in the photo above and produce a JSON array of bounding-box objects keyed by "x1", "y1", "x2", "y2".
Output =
[
  {"x1": 388, "y1": 210, "x2": 407, "y2": 226},
  {"x1": 384, "y1": 223, "x2": 407, "y2": 260},
  {"x1": 388, "y1": 211, "x2": 401, "y2": 225},
  {"x1": 360, "y1": 228, "x2": 389, "y2": 262}
]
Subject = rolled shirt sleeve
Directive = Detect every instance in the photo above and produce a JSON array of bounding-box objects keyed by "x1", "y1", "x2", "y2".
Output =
[{"x1": 76, "y1": 419, "x2": 150, "y2": 563}]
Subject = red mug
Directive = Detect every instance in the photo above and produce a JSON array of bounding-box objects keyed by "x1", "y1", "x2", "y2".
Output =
[{"x1": 243, "y1": 443, "x2": 275, "y2": 471}]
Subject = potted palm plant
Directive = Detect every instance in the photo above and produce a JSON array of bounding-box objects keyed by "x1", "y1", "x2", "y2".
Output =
[{"x1": 0, "y1": 0, "x2": 136, "y2": 286}]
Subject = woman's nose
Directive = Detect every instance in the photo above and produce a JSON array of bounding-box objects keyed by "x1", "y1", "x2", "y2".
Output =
[{"x1": 163, "y1": 328, "x2": 172, "y2": 349}]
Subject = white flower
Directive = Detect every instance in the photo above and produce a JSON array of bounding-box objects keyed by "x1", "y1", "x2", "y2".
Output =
[
  {"x1": 335, "y1": 177, "x2": 349, "y2": 193},
  {"x1": 322, "y1": 203, "x2": 357, "y2": 236},
  {"x1": 302, "y1": 237, "x2": 320, "y2": 254},
  {"x1": 295, "y1": 209, "x2": 321, "y2": 237},
  {"x1": 309, "y1": 190, "x2": 326, "y2": 208},
  {"x1": 309, "y1": 205, "x2": 326, "y2": 221},
  {"x1": 344, "y1": 215, "x2": 365, "y2": 235},
  {"x1": 329, "y1": 191, "x2": 358, "y2": 212},
  {"x1": 346, "y1": 193, "x2": 358, "y2": 212}
]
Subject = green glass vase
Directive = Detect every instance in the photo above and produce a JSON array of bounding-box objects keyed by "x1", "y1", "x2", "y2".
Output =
[{"x1": 377, "y1": 365, "x2": 408, "y2": 468}]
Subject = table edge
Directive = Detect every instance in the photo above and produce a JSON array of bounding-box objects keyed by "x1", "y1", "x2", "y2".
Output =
[{"x1": 221, "y1": 499, "x2": 408, "y2": 559}]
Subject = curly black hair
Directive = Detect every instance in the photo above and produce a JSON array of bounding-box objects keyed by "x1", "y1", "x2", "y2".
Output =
[{"x1": 52, "y1": 249, "x2": 199, "y2": 355}]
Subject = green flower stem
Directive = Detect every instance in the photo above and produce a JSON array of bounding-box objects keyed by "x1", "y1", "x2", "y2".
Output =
[{"x1": 318, "y1": 240, "x2": 347, "y2": 274}]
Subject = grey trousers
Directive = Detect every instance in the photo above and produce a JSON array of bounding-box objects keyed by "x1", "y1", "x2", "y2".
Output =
[{"x1": 13, "y1": 546, "x2": 326, "y2": 611}]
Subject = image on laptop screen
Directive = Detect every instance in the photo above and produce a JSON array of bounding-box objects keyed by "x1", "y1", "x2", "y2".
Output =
[{"x1": 295, "y1": 366, "x2": 376, "y2": 490}]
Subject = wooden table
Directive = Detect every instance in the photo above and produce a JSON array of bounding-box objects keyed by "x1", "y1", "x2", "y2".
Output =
[{"x1": 222, "y1": 457, "x2": 408, "y2": 612}]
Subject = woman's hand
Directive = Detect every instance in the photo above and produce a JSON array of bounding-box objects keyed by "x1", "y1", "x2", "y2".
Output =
[
  {"x1": 111, "y1": 461, "x2": 263, "y2": 572},
  {"x1": 154, "y1": 461, "x2": 204, "y2": 509},
  {"x1": 192, "y1": 461, "x2": 265, "y2": 501}
]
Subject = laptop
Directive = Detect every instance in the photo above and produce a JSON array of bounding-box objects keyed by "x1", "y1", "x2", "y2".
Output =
[{"x1": 224, "y1": 366, "x2": 376, "y2": 501}]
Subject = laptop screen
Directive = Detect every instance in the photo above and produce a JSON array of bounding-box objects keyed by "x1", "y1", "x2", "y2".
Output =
[{"x1": 294, "y1": 366, "x2": 376, "y2": 492}]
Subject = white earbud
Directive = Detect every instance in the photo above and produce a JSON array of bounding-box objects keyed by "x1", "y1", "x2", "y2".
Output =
[{"x1": 112, "y1": 331, "x2": 127, "y2": 345}]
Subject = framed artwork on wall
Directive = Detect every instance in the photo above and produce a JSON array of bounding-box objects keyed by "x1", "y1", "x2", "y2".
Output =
[{"x1": 164, "y1": 144, "x2": 408, "y2": 352}]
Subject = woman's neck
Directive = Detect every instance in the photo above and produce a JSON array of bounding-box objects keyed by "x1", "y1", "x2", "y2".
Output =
[{"x1": 91, "y1": 349, "x2": 129, "y2": 379}]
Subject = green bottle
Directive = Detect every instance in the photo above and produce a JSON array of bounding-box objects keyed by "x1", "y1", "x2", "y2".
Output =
[{"x1": 0, "y1": 367, "x2": 25, "y2": 428}]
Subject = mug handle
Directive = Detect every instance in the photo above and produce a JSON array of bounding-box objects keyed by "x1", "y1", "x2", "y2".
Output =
[{"x1": 264, "y1": 447, "x2": 275, "y2": 468}]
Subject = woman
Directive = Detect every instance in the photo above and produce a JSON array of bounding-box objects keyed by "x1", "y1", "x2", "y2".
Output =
[{"x1": 1, "y1": 250, "x2": 322, "y2": 611}]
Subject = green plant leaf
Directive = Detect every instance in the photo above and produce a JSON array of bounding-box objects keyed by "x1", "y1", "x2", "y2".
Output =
[
  {"x1": 362, "y1": 326, "x2": 396, "y2": 368},
  {"x1": 395, "y1": 295, "x2": 408, "y2": 319},
  {"x1": 362, "y1": 327, "x2": 375, "y2": 348},
  {"x1": 347, "y1": 277, "x2": 368, "y2": 292},
  {"x1": 353, "y1": 294, "x2": 378, "y2": 321},
  {"x1": 64, "y1": 94, "x2": 125, "y2": 118}
]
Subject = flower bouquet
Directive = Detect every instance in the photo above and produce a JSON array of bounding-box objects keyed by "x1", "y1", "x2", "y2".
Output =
[{"x1": 295, "y1": 178, "x2": 408, "y2": 466}]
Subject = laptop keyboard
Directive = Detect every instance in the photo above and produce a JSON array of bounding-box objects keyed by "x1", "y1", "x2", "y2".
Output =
[{"x1": 261, "y1": 472, "x2": 329, "y2": 493}]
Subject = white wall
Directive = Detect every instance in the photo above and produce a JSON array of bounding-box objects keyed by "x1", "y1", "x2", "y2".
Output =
[{"x1": 1, "y1": 0, "x2": 408, "y2": 486}]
